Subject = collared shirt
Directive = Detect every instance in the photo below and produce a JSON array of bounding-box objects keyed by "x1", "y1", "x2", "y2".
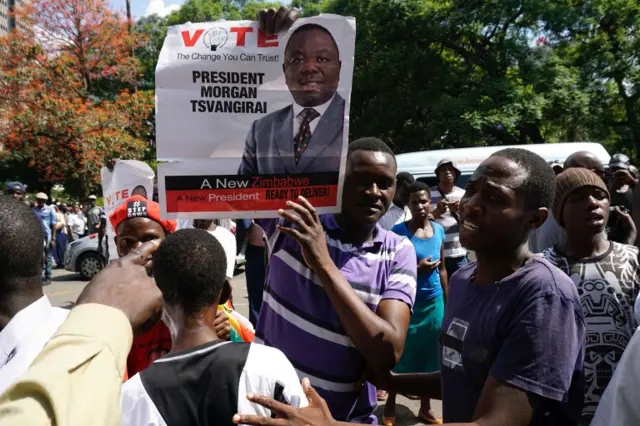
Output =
[
  {"x1": 0, "y1": 296, "x2": 68, "y2": 394},
  {"x1": 292, "y1": 95, "x2": 335, "y2": 138},
  {"x1": 255, "y1": 214, "x2": 417, "y2": 422},
  {"x1": 430, "y1": 185, "x2": 467, "y2": 258},
  {"x1": 378, "y1": 203, "x2": 412, "y2": 231},
  {"x1": 33, "y1": 205, "x2": 57, "y2": 241},
  {"x1": 0, "y1": 304, "x2": 132, "y2": 426}
]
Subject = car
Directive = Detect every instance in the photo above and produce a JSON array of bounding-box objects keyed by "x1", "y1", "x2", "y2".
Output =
[
  {"x1": 64, "y1": 233, "x2": 107, "y2": 280},
  {"x1": 64, "y1": 225, "x2": 244, "y2": 280}
]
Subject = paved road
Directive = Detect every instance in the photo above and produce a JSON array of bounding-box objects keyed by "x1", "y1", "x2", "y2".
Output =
[{"x1": 45, "y1": 268, "x2": 442, "y2": 425}]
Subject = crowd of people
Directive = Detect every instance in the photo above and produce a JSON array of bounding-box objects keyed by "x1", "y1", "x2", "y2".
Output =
[
  {"x1": 2, "y1": 7, "x2": 640, "y2": 426},
  {"x1": 3, "y1": 182, "x2": 105, "y2": 285}
]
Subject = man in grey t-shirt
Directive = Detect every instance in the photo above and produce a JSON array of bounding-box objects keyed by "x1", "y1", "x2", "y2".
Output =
[
  {"x1": 430, "y1": 158, "x2": 467, "y2": 276},
  {"x1": 86, "y1": 195, "x2": 102, "y2": 235}
]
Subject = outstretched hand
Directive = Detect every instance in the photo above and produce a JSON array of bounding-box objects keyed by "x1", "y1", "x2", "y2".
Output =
[
  {"x1": 214, "y1": 309, "x2": 231, "y2": 341},
  {"x1": 257, "y1": 6, "x2": 299, "y2": 36},
  {"x1": 233, "y1": 378, "x2": 337, "y2": 426},
  {"x1": 614, "y1": 169, "x2": 637, "y2": 187},
  {"x1": 277, "y1": 196, "x2": 331, "y2": 273},
  {"x1": 76, "y1": 239, "x2": 163, "y2": 336}
]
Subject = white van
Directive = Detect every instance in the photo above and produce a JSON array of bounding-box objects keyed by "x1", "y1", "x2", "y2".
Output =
[{"x1": 396, "y1": 142, "x2": 611, "y2": 187}]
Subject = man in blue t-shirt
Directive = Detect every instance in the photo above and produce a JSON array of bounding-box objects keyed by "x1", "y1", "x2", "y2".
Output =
[
  {"x1": 407, "y1": 149, "x2": 584, "y2": 425},
  {"x1": 32, "y1": 192, "x2": 57, "y2": 286},
  {"x1": 235, "y1": 148, "x2": 587, "y2": 426}
]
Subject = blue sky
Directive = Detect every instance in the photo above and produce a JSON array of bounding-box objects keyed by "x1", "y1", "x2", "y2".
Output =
[
  {"x1": 110, "y1": 0, "x2": 187, "y2": 20},
  {"x1": 110, "y1": 0, "x2": 288, "y2": 20}
]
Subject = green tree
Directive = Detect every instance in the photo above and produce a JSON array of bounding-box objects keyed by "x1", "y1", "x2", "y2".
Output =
[
  {"x1": 552, "y1": 0, "x2": 640, "y2": 155},
  {"x1": 135, "y1": 0, "x2": 281, "y2": 88},
  {"x1": 133, "y1": 0, "x2": 639, "y2": 156},
  {"x1": 289, "y1": 0, "x2": 611, "y2": 152},
  {"x1": 134, "y1": 15, "x2": 169, "y2": 90}
]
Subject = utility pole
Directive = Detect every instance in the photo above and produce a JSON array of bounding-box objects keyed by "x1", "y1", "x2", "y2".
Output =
[{"x1": 126, "y1": 0, "x2": 132, "y2": 33}]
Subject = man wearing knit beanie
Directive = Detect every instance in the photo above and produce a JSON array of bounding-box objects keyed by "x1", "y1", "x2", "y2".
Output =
[
  {"x1": 551, "y1": 167, "x2": 610, "y2": 227},
  {"x1": 544, "y1": 167, "x2": 640, "y2": 424},
  {"x1": 528, "y1": 150, "x2": 638, "y2": 252}
]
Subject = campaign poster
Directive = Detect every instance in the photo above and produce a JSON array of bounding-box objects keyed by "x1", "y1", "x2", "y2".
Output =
[
  {"x1": 101, "y1": 160, "x2": 155, "y2": 261},
  {"x1": 155, "y1": 15, "x2": 356, "y2": 219}
]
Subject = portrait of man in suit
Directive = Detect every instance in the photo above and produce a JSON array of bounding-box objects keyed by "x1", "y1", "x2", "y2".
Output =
[{"x1": 238, "y1": 23, "x2": 345, "y2": 175}]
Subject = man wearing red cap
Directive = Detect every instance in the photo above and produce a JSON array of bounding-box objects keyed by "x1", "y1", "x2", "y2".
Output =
[
  {"x1": 109, "y1": 195, "x2": 178, "y2": 377},
  {"x1": 110, "y1": 196, "x2": 235, "y2": 377}
]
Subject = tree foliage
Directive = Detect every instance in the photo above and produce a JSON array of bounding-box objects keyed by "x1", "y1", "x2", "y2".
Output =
[
  {"x1": 134, "y1": 0, "x2": 281, "y2": 89},
  {"x1": 0, "y1": 0, "x2": 154, "y2": 196},
  {"x1": 292, "y1": 0, "x2": 640, "y2": 155},
  {"x1": 5, "y1": 0, "x2": 639, "y2": 192}
]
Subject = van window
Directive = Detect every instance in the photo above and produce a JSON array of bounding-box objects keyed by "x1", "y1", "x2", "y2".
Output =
[{"x1": 416, "y1": 174, "x2": 472, "y2": 190}]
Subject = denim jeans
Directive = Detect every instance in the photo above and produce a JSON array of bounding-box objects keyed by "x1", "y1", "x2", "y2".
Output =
[
  {"x1": 444, "y1": 255, "x2": 469, "y2": 278},
  {"x1": 43, "y1": 243, "x2": 54, "y2": 280}
]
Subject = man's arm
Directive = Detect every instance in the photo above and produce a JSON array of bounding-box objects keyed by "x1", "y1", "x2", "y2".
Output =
[
  {"x1": 97, "y1": 215, "x2": 107, "y2": 252},
  {"x1": 317, "y1": 264, "x2": 412, "y2": 374},
  {"x1": 471, "y1": 289, "x2": 584, "y2": 426},
  {"x1": 49, "y1": 209, "x2": 58, "y2": 247},
  {"x1": 619, "y1": 207, "x2": 637, "y2": 246},
  {"x1": 314, "y1": 236, "x2": 415, "y2": 375},
  {"x1": 0, "y1": 240, "x2": 162, "y2": 426},
  {"x1": 278, "y1": 198, "x2": 415, "y2": 377},
  {"x1": 439, "y1": 243, "x2": 449, "y2": 299},
  {"x1": 0, "y1": 305, "x2": 132, "y2": 426}
]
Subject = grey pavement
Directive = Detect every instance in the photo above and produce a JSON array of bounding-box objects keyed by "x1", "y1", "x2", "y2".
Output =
[{"x1": 45, "y1": 267, "x2": 442, "y2": 425}]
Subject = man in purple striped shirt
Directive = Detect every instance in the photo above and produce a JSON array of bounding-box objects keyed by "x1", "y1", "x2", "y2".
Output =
[{"x1": 254, "y1": 138, "x2": 417, "y2": 423}]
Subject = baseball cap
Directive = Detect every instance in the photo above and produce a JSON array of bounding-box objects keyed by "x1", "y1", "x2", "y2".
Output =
[
  {"x1": 5, "y1": 182, "x2": 25, "y2": 193},
  {"x1": 435, "y1": 158, "x2": 461, "y2": 180},
  {"x1": 109, "y1": 195, "x2": 177, "y2": 235},
  {"x1": 609, "y1": 153, "x2": 630, "y2": 170},
  {"x1": 35, "y1": 192, "x2": 48, "y2": 200}
]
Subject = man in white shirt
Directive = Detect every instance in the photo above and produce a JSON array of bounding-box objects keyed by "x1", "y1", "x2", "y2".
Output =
[
  {"x1": 0, "y1": 195, "x2": 68, "y2": 393},
  {"x1": 379, "y1": 172, "x2": 415, "y2": 231},
  {"x1": 66, "y1": 205, "x2": 86, "y2": 240},
  {"x1": 238, "y1": 23, "x2": 345, "y2": 175},
  {"x1": 193, "y1": 220, "x2": 237, "y2": 282}
]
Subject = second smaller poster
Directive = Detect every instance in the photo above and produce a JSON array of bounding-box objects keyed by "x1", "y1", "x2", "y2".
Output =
[{"x1": 156, "y1": 14, "x2": 356, "y2": 219}]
